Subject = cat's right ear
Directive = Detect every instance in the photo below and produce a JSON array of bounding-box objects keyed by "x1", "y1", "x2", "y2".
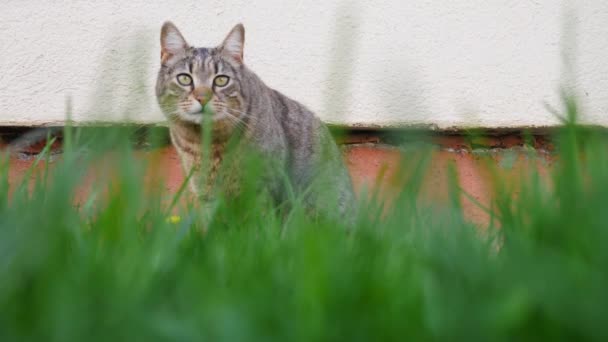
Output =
[{"x1": 160, "y1": 21, "x2": 189, "y2": 64}]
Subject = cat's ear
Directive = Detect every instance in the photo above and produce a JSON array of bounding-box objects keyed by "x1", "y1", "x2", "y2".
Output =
[
  {"x1": 219, "y1": 24, "x2": 245, "y2": 64},
  {"x1": 160, "y1": 21, "x2": 189, "y2": 64}
]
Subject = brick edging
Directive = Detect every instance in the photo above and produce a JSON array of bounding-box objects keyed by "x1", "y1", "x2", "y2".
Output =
[{"x1": 3, "y1": 124, "x2": 605, "y2": 155}]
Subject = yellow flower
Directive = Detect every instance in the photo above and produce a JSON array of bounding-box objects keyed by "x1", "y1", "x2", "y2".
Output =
[{"x1": 167, "y1": 215, "x2": 181, "y2": 224}]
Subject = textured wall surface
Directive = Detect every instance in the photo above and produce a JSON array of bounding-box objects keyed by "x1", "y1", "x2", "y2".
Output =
[{"x1": 1, "y1": 0, "x2": 607, "y2": 128}]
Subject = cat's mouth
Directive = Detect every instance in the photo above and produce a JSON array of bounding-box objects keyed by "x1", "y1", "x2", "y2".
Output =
[
  {"x1": 180, "y1": 100, "x2": 216, "y2": 117},
  {"x1": 175, "y1": 102, "x2": 229, "y2": 125},
  {"x1": 199, "y1": 104, "x2": 215, "y2": 116}
]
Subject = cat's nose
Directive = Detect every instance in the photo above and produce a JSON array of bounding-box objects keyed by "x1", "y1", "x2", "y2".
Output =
[{"x1": 193, "y1": 87, "x2": 212, "y2": 106}]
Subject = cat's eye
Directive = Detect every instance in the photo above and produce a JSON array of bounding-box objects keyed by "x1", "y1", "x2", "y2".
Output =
[
  {"x1": 176, "y1": 73, "x2": 193, "y2": 86},
  {"x1": 213, "y1": 75, "x2": 230, "y2": 87}
]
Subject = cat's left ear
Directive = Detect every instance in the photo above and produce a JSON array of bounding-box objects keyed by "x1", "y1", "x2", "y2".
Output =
[{"x1": 219, "y1": 24, "x2": 245, "y2": 64}]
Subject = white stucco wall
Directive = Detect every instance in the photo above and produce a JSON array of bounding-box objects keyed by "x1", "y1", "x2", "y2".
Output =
[{"x1": 1, "y1": 0, "x2": 607, "y2": 129}]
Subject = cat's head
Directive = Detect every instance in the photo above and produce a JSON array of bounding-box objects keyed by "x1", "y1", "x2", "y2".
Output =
[{"x1": 156, "y1": 22, "x2": 247, "y2": 125}]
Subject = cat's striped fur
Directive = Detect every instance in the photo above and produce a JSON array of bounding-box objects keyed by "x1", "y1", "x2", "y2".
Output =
[{"x1": 156, "y1": 22, "x2": 354, "y2": 215}]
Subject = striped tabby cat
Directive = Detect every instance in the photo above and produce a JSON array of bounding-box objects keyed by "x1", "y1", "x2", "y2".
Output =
[{"x1": 156, "y1": 22, "x2": 354, "y2": 216}]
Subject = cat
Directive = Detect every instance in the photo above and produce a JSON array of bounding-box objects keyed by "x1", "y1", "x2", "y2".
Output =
[{"x1": 155, "y1": 22, "x2": 354, "y2": 217}]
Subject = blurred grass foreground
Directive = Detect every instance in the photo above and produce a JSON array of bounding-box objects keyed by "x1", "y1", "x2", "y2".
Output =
[{"x1": 1, "y1": 91, "x2": 608, "y2": 341}]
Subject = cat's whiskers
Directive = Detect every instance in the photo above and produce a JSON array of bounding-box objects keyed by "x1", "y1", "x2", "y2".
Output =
[
  {"x1": 223, "y1": 110, "x2": 257, "y2": 133},
  {"x1": 220, "y1": 110, "x2": 249, "y2": 135},
  {"x1": 213, "y1": 104, "x2": 254, "y2": 127},
  {"x1": 219, "y1": 106, "x2": 258, "y2": 127}
]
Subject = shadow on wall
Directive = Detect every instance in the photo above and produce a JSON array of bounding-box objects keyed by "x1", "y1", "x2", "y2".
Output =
[
  {"x1": 555, "y1": 2, "x2": 580, "y2": 115},
  {"x1": 378, "y1": 63, "x2": 432, "y2": 129},
  {"x1": 83, "y1": 27, "x2": 153, "y2": 123},
  {"x1": 454, "y1": 2, "x2": 582, "y2": 129},
  {"x1": 322, "y1": 1, "x2": 360, "y2": 125},
  {"x1": 323, "y1": 1, "x2": 433, "y2": 129}
]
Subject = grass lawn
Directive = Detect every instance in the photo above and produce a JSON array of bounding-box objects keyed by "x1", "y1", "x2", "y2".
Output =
[{"x1": 1, "y1": 98, "x2": 608, "y2": 341}]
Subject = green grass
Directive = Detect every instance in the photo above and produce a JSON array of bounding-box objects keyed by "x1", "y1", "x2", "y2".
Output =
[{"x1": 1, "y1": 96, "x2": 608, "y2": 341}]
